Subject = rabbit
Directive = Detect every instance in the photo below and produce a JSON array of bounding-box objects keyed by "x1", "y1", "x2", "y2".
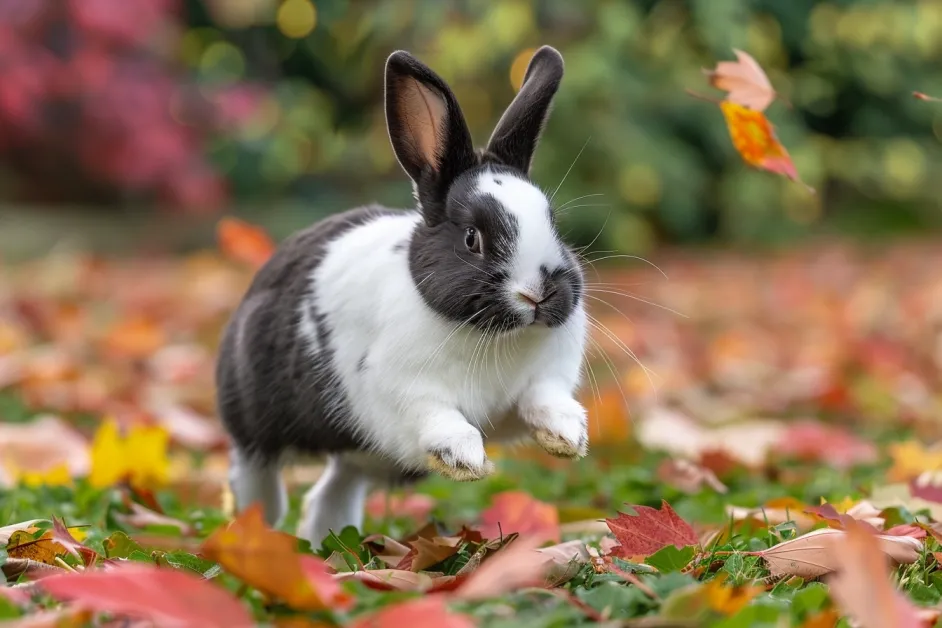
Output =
[{"x1": 215, "y1": 45, "x2": 589, "y2": 547}]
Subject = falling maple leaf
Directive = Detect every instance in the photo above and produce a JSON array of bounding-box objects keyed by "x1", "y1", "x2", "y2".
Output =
[
  {"x1": 201, "y1": 503, "x2": 353, "y2": 612},
  {"x1": 39, "y1": 562, "x2": 254, "y2": 628},
  {"x1": 719, "y1": 101, "x2": 806, "y2": 186},
  {"x1": 705, "y1": 49, "x2": 776, "y2": 112},
  {"x1": 605, "y1": 500, "x2": 698, "y2": 559},
  {"x1": 825, "y1": 520, "x2": 928, "y2": 628},
  {"x1": 477, "y1": 491, "x2": 560, "y2": 542},
  {"x1": 217, "y1": 217, "x2": 276, "y2": 270},
  {"x1": 913, "y1": 92, "x2": 942, "y2": 102}
]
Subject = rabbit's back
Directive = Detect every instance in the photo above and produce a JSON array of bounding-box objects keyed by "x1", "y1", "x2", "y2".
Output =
[{"x1": 215, "y1": 205, "x2": 408, "y2": 464}]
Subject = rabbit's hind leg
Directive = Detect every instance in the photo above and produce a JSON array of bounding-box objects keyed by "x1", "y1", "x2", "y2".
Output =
[
  {"x1": 228, "y1": 446, "x2": 288, "y2": 527},
  {"x1": 297, "y1": 455, "x2": 371, "y2": 547}
]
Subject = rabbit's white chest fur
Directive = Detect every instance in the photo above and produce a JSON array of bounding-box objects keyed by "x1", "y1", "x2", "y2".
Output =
[{"x1": 304, "y1": 211, "x2": 587, "y2": 471}]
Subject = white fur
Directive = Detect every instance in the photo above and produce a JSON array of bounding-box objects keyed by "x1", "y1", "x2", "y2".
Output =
[
  {"x1": 290, "y1": 175, "x2": 587, "y2": 545},
  {"x1": 229, "y1": 447, "x2": 288, "y2": 527},
  {"x1": 476, "y1": 171, "x2": 566, "y2": 319}
]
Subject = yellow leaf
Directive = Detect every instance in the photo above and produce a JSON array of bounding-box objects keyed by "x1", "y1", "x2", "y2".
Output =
[
  {"x1": 704, "y1": 575, "x2": 765, "y2": 616},
  {"x1": 88, "y1": 419, "x2": 170, "y2": 490},
  {"x1": 719, "y1": 101, "x2": 801, "y2": 182},
  {"x1": 125, "y1": 425, "x2": 170, "y2": 488},
  {"x1": 887, "y1": 440, "x2": 942, "y2": 482},
  {"x1": 89, "y1": 419, "x2": 126, "y2": 488},
  {"x1": 18, "y1": 462, "x2": 73, "y2": 488}
]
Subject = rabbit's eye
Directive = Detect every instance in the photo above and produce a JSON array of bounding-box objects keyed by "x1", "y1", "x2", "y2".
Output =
[{"x1": 465, "y1": 227, "x2": 482, "y2": 254}]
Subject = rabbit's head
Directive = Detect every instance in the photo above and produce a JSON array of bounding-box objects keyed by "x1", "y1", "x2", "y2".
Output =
[{"x1": 385, "y1": 46, "x2": 583, "y2": 333}]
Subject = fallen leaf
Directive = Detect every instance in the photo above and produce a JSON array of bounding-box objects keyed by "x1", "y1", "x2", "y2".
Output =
[
  {"x1": 114, "y1": 502, "x2": 194, "y2": 535},
  {"x1": 100, "y1": 316, "x2": 166, "y2": 360},
  {"x1": 755, "y1": 527, "x2": 921, "y2": 579},
  {"x1": 152, "y1": 403, "x2": 228, "y2": 450},
  {"x1": 0, "y1": 520, "x2": 45, "y2": 545},
  {"x1": 725, "y1": 496, "x2": 821, "y2": 531},
  {"x1": 703, "y1": 574, "x2": 765, "y2": 616},
  {"x1": 88, "y1": 419, "x2": 170, "y2": 490},
  {"x1": 7, "y1": 530, "x2": 68, "y2": 565},
  {"x1": 825, "y1": 520, "x2": 925, "y2": 628},
  {"x1": 51, "y1": 517, "x2": 97, "y2": 567},
  {"x1": 800, "y1": 609, "x2": 840, "y2": 628},
  {"x1": 39, "y1": 562, "x2": 253, "y2": 628},
  {"x1": 605, "y1": 501, "x2": 698, "y2": 559},
  {"x1": 349, "y1": 597, "x2": 475, "y2": 628},
  {"x1": 886, "y1": 441, "x2": 942, "y2": 482},
  {"x1": 478, "y1": 490, "x2": 560, "y2": 542},
  {"x1": 452, "y1": 535, "x2": 554, "y2": 600},
  {"x1": 365, "y1": 491, "x2": 435, "y2": 524},
  {"x1": 656, "y1": 458, "x2": 727, "y2": 494},
  {"x1": 399, "y1": 535, "x2": 462, "y2": 572},
  {"x1": 705, "y1": 49, "x2": 776, "y2": 112},
  {"x1": 719, "y1": 101, "x2": 806, "y2": 185},
  {"x1": 201, "y1": 503, "x2": 353, "y2": 611},
  {"x1": 535, "y1": 540, "x2": 591, "y2": 584},
  {"x1": 0, "y1": 415, "x2": 90, "y2": 488},
  {"x1": 333, "y1": 569, "x2": 437, "y2": 592},
  {"x1": 217, "y1": 217, "x2": 276, "y2": 269},
  {"x1": 775, "y1": 420, "x2": 877, "y2": 469}
]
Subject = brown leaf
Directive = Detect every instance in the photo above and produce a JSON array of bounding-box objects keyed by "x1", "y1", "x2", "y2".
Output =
[
  {"x1": 825, "y1": 520, "x2": 926, "y2": 628},
  {"x1": 333, "y1": 569, "x2": 438, "y2": 592},
  {"x1": 705, "y1": 49, "x2": 776, "y2": 112},
  {"x1": 656, "y1": 458, "x2": 727, "y2": 494},
  {"x1": 400, "y1": 535, "x2": 462, "y2": 572},
  {"x1": 114, "y1": 502, "x2": 194, "y2": 535},
  {"x1": 605, "y1": 500, "x2": 698, "y2": 559},
  {"x1": 535, "y1": 540, "x2": 590, "y2": 585},
  {"x1": 756, "y1": 527, "x2": 921, "y2": 579},
  {"x1": 7, "y1": 530, "x2": 67, "y2": 566},
  {"x1": 452, "y1": 535, "x2": 553, "y2": 600}
]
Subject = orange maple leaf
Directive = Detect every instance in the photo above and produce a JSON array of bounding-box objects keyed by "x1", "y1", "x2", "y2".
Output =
[
  {"x1": 217, "y1": 217, "x2": 276, "y2": 269},
  {"x1": 719, "y1": 101, "x2": 802, "y2": 183},
  {"x1": 201, "y1": 504, "x2": 353, "y2": 612}
]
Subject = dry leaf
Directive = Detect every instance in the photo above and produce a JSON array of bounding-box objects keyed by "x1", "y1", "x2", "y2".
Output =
[
  {"x1": 333, "y1": 569, "x2": 437, "y2": 592},
  {"x1": 535, "y1": 540, "x2": 591, "y2": 584},
  {"x1": 756, "y1": 527, "x2": 921, "y2": 579},
  {"x1": 0, "y1": 416, "x2": 90, "y2": 488},
  {"x1": 217, "y1": 217, "x2": 276, "y2": 270},
  {"x1": 40, "y1": 562, "x2": 253, "y2": 628},
  {"x1": 705, "y1": 49, "x2": 776, "y2": 112},
  {"x1": 400, "y1": 535, "x2": 462, "y2": 572},
  {"x1": 452, "y1": 535, "x2": 553, "y2": 600},
  {"x1": 656, "y1": 459, "x2": 727, "y2": 494},
  {"x1": 6, "y1": 530, "x2": 68, "y2": 566},
  {"x1": 605, "y1": 500, "x2": 698, "y2": 559},
  {"x1": 825, "y1": 520, "x2": 925, "y2": 628},
  {"x1": 703, "y1": 574, "x2": 765, "y2": 616},
  {"x1": 201, "y1": 504, "x2": 353, "y2": 611},
  {"x1": 719, "y1": 101, "x2": 808, "y2": 187}
]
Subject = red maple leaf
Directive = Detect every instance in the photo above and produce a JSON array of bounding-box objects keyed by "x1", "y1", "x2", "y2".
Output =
[
  {"x1": 477, "y1": 490, "x2": 560, "y2": 542},
  {"x1": 604, "y1": 500, "x2": 698, "y2": 558}
]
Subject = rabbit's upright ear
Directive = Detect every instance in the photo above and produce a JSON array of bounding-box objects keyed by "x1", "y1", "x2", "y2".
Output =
[
  {"x1": 486, "y1": 46, "x2": 564, "y2": 174},
  {"x1": 385, "y1": 51, "x2": 476, "y2": 219}
]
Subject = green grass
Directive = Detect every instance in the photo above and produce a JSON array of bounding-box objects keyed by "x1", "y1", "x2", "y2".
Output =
[{"x1": 1, "y1": 389, "x2": 933, "y2": 628}]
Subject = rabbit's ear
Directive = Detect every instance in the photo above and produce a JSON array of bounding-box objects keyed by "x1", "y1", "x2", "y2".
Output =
[
  {"x1": 486, "y1": 46, "x2": 564, "y2": 174},
  {"x1": 385, "y1": 51, "x2": 476, "y2": 215}
]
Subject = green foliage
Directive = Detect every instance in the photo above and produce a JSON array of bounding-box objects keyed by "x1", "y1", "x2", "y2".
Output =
[{"x1": 185, "y1": 0, "x2": 942, "y2": 251}]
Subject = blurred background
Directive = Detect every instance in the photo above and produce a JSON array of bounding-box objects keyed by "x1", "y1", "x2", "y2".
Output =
[
  {"x1": 3, "y1": 0, "x2": 942, "y2": 514},
  {"x1": 2, "y1": 0, "x2": 941, "y2": 258}
]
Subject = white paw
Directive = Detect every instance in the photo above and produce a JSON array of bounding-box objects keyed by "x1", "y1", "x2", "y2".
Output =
[
  {"x1": 420, "y1": 421, "x2": 492, "y2": 482},
  {"x1": 522, "y1": 396, "x2": 588, "y2": 459}
]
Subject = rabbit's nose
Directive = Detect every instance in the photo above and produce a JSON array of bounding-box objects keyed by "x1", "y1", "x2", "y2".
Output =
[{"x1": 515, "y1": 289, "x2": 541, "y2": 309}]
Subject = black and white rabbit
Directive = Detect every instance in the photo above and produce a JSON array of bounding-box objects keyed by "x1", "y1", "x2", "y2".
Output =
[{"x1": 215, "y1": 45, "x2": 589, "y2": 546}]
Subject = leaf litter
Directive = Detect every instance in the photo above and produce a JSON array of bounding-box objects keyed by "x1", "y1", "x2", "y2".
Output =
[{"x1": 4, "y1": 219, "x2": 942, "y2": 625}]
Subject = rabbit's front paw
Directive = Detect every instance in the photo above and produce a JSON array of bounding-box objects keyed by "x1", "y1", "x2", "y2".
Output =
[
  {"x1": 421, "y1": 421, "x2": 493, "y2": 482},
  {"x1": 522, "y1": 396, "x2": 588, "y2": 459}
]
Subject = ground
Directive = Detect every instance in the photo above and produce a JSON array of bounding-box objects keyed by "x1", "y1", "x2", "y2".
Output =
[{"x1": 2, "y1": 235, "x2": 942, "y2": 627}]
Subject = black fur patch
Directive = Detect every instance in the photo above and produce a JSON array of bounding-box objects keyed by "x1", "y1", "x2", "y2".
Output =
[{"x1": 216, "y1": 206, "x2": 397, "y2": 466}]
